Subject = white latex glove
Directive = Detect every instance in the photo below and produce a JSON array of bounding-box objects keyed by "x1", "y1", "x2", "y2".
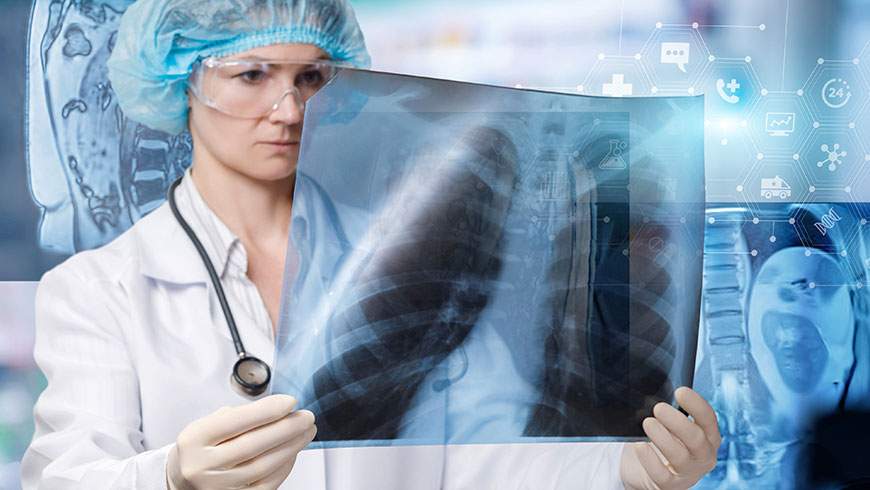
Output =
[
  {"x1": 620, "y1": 387, "x2": 721, "y2": 490},
  {"x1": 166, "y1": 394, "x2": 316, "y2": 490}
]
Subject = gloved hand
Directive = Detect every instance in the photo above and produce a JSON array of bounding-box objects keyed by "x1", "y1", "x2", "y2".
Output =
[
  {"x1": 620, "y1": 387, "x2": 721, "y2": 490},
  {"x1": 166, "y1": 394, "x2": 316, "y2": 490}
]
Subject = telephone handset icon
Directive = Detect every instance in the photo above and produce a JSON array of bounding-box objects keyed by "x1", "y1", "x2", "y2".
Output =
[{"x1": 716, "y1": 78, "x2": 741, "y2": 104}]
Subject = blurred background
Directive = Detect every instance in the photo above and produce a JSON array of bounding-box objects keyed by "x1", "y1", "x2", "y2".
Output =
[{"x1": 4, "y1": 0, "x2": 870, "y2": 488}]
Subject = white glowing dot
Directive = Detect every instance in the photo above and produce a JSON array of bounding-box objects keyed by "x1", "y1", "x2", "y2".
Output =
[
  {"x1": 651, "y1": 86, "x2": 659, "y2": 94},
  {"x1": 862, "y1": 218, "x2": 868, "y2": 225},
  {"x1": 623, "y1": 249, "x2": 629, "y2": 256},
  {"x1": 708, "y1": 55, "x2": 715, "y2": 62},
  {"x1": 805, "y1": 249, "x2": 812, "y2": 256},
  {"x1": 751, "y1": 249, "x2": 758, "y2": 256},
  {"x1": 813, "y1": 121, "x2": 820, "y2": 128},
  {"x1": 809, "y1": 281, "x2": 816, "y2": 288},
  {"x1": 736, "y1": 184, "x2": 744, "y2": 192},
  {"x1": 759, "y1": 24, "x2": 766, "y2": 31},
  {"x1": 853, "y1": 58, "x2": 860, "y2": 65},
  {"x1": 757, "y1": 153, "x2": 764, "y2": 160},
  {"x1": 752, "y1": 217, "x2": 760, "y2": 224},
  {"x1": 842, "y1": 250, "x2": 848, "y2": 257},
  {"x1": 708, "y1": 217, "x2": 716, "y2": 224},
  {"x1": 810, "y1": 186, "x2": 816, "y2": 192},
  {"x1": 818, "y1": 58, "x2": 825, "y2": 64},
  {"x1": 656, "y1": 22, "x2": 663, "y2": 29},
  {"x1": 761, "y1": 88, "x2": 769, "y2": 96},
  {"x1": 789, "y1": 218, "x2": 796, "y2": 224},
  {"x1": 634, "y1": 53, "x2": 642, "y2": 60},
  {"x1": 850, "y1": 122, "x2": 856, "y2": 129},
  {"x1": 770, "y1": 236, "x2": 777, "y2": 242},
  {"x1": 846, "y1": 186, "x2": 852, "y2": 193},
  {"x1": 692, "y1": 22, "x2": 699, "y2": 29},
  {"x1": 745, "y1": 56, "x2": 752, "y2": 63},
  {"x1": 797, "y1": 89, "x2": 804, "y2": 96},
  {"x1": 603, "y1": 216, "x2": 611, "y2": 223},
  {"x1": 688, "y1": 87, "x2": 696, "y2": 95},
  {"x1": 576, "y1": 84, "x2": 584, "y2": 92},
  {"x1": 793, "y1": 153, "x2": 800, "y2": 160}
]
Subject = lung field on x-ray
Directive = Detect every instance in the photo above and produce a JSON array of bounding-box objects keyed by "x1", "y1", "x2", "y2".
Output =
[{"x1": 307, "y1": 125, "x2": 519, "y2": 440}]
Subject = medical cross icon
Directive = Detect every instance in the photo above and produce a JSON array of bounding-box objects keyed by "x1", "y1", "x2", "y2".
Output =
[
  {"x1": 602, "y1": 74, "x2": 633, "y2": 97},
  {"x1": 725, "y1": 79, "x2": 740, "y2": 93}
]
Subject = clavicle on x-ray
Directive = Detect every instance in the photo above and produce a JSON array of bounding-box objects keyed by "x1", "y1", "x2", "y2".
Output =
[{"x1": 273, "y1": 68, "x2": 706, "y2": 447}]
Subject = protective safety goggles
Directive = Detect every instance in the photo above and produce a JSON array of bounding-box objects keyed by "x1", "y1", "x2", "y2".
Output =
[{"x1": 188, "y1": 57, "x2": 348, "y2": 119}]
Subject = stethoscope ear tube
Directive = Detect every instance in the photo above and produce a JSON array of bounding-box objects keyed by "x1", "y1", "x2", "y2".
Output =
[{"x1": 168, "y1": 176, "x2": 272, "y2": 397}]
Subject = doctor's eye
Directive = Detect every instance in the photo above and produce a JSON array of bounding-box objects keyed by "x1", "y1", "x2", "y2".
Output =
[
  {"x1": 296, "y1": 68, "x2": 326, "y2": 88},
  {"x1": 235, "y1": 69, "x2": 268, "y2": 84}
]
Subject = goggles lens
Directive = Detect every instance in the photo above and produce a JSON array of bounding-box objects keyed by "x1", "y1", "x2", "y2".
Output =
[{"x1": 190, "y1": 59, "x2": 341, "y2": 118}]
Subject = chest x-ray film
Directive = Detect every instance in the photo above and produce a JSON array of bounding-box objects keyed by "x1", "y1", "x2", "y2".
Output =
[{"x1": 273, "y1": 68, "x2": 705, "y2": 447}]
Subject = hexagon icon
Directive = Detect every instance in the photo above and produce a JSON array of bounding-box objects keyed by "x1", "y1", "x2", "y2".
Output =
[
  {"x1": 747, "y1": 91, "x2": 815, "y2": 158},
  {"x1": 742, "y1": 156, "x2": 811, "y2": 213},
  {"x1": 699, "y1": 57, "x2": 763, "y2": 120},
  {"x1": 803, "y1": 59, "x2": 868, "y2": 125},
  {"x1": 639, "y1": 25, "x2": 710, "y2": 94},
  {"x1": 798, "y1": 127, "x2": 864, "y2": 188},
  {"x1": 580, "y1": 54, "x2": 652, "y2": 97}
]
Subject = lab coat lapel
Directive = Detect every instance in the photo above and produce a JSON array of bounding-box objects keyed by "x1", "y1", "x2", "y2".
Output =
[{"x1": 135, "y1": 202, "x2": 210, "y2": 285}]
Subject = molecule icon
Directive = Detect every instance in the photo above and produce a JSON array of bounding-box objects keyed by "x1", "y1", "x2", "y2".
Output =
[{"x1": 816, "y1": 143, "x2": 847, "y2": 172}]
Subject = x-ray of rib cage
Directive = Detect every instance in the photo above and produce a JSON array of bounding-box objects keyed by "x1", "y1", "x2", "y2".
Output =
[
  {"x1": 694, "y1": 203, "x2": 870, "y2": 490},
  {"x1": 26, "y1": 0, "x2": 189, "y2": 256},
  {"x1": 273, "y1": 68, "x2": 706, "y2": 447}
]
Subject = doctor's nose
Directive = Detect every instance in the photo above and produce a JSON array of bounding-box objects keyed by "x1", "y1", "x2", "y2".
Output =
[{"x1": 267, "y1": 89, "x2": 305, "y2": 126}]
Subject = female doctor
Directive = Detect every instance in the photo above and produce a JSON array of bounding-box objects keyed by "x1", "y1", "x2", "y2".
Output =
[{"x1": 21, "y1": 0, "x2": 721, "y2": 488}]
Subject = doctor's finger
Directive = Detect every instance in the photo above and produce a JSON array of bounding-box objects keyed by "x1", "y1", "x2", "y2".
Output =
[
  {"x1": 634, "y1": 442, "x2": 676, "y2": 488},
  {"x1": 214, "y1": 410, "x2": 315, "y2": 466},
  {"x1": 642, "y1": 416, "x2": 691, "y2": 472},
  {"x1": 653, "y1": 402, "x2": 711, "y2": 458},
  {"x1": 674, "y1": 387, "x2": 722, "y2": 447},
  {"x1": 194, "y1": 395, "x2": 298, "y2": 446},
  {"x1": 222, "y1": 425, "x2": 315, "y2": 487},
  {"x1": 249, "y1": 454, "x2": 298, "y2": 490}
]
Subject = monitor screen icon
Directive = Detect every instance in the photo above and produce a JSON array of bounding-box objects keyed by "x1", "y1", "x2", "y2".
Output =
[{"x1": 765, "y1": 112, "x2": 795, "y2": 137}]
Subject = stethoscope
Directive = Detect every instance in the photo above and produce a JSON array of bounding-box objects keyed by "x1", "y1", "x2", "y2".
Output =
[{"x1": 167, "y1": 175, "x2": 272, "y2": 397}]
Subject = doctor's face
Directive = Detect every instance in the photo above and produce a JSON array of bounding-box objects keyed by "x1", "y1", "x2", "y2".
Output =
[{"x1": 187, "y1": 43, "x2": 330, "y2": 183}]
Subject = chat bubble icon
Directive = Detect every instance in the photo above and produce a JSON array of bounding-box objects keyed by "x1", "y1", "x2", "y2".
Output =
[{"x1": 660, "y1": 42, "x2": 690, "y2": 73}]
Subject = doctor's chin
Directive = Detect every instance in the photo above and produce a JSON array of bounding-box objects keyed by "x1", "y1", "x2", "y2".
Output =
[{"x1": 2, "y1": 0, "x2": 870, "y2": 489}]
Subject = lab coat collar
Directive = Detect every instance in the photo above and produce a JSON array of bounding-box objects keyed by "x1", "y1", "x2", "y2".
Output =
[{"x1": 135, "y1": 202, "x2": 210, "y2": 285}]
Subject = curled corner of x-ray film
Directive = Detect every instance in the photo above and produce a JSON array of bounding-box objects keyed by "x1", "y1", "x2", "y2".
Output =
[
  {"x1": 25, "y1": 0, "x2": 190, "y2": 257},
  {"x1": 273, "y1": 68, "x2": 706, "y2": 448},
  {"x1": 693, "y1": 202, "x2": 870, "y2": 489}
]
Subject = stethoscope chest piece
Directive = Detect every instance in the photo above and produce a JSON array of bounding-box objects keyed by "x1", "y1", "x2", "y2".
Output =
[{"x1": 231, "y1": 355, "x2": 272, "y2": 397}]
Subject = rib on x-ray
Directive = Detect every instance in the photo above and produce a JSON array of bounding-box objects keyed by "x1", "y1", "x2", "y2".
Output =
[{"x1": 273, "y1": 68, "x2": 706, "y2": 446}]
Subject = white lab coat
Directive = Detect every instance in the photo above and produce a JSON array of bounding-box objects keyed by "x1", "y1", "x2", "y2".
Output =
[{"x1": 20, "y1": 198, "x2": 626, "y2": 490}]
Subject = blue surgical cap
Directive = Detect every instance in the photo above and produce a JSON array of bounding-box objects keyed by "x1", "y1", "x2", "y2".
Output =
[{"x1": 107, "y1": 0, "x2": 371, "y2": 135}]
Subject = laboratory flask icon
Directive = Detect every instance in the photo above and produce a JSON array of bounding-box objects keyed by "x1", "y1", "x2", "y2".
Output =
[{"x1": 599, "y1": 139, "x2": 628, "y2": 170}]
